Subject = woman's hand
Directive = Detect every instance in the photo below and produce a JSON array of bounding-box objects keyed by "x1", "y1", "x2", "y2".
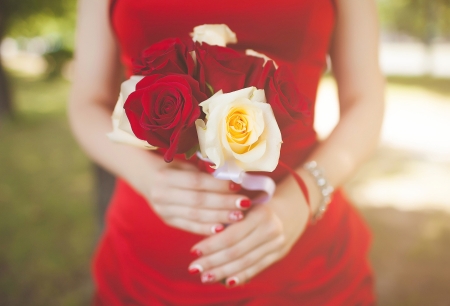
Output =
[
  {"x1": 187, "y1": 175, "x2": 311, "y2": 285},
  {"x1": 144, "y1": 160, "x2": 252, "y2": 236}
]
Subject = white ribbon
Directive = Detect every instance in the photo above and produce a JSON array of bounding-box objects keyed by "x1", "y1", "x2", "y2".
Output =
[{"x1": 197, "y1": 153, "x2": 276, "y2": 204}]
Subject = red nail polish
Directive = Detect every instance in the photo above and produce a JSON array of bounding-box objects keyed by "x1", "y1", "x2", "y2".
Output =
[
  {"x1": 201, "y1": 273, "x2": 215, "y2": 283},
  {"x1": 227, "y1": 277, "x2": 239, "y2": 287},
  {"x1": 236, "y1": 198, "x2": 251, "y2": 209},
  {"x1": 229, "y1": 182, "x2": 242, "y2": 192},
  {"x1": 190, "y1": 249, "x2": 202, "y2": 257},
  {"x1": 188, "y1": 264, "x2": 203, "y2": 275},
  {"x1": 212, "y1": 224, "x2": 224, "y2": 234},
  {"x1": 229, "y1": 211, "x2": 244, "y2": 222}
]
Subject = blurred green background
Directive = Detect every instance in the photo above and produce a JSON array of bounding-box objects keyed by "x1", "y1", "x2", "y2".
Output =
[{"x1": 0, "y1": 0, "x2": 450, "y2": 305}]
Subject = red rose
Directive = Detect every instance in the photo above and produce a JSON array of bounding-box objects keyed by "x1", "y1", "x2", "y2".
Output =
[
  {"x1": 265, "y1": 65, "x2": 312, "y2": 128},
  {"x1": 195, "y1": 43, "x2": 265, "y2": 94},
  {"x1": 124, "y1": 74, "x2": 207, "y2": 162},
  {"x1": 133, "y1": 38, "x2": 196, "y2": 76}
]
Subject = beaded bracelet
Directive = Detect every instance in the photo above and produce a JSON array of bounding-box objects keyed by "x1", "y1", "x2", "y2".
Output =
[{"x1": 303, "y1": 161, "x2": 334, "y2": 222}]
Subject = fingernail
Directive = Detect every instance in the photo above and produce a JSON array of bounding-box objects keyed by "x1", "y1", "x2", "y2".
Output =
[
  {"x1": 190, "y1": 249, "x2": 202, "y2": 257},
  {"x1": 229, "y1": 182, "x2": 242, "y2": 192},
  {"x1": 229, "y1": 211, "x2": 244, "y2": 222},
  {"x1": 201, "y1": 272, "x2": 216, "y2": 283},
  {"x1": 188, "y1": 264, "x2": 203, "y2": 275},
  {"x1": 226, "y1": 276, "x2": 239, "y2": 287},
  {"x1": 236, "y1": 198, "x2": 251, "y2": 209},
  {"x1": 211, "y1": 224, "x2": 224, "y2": 234}
]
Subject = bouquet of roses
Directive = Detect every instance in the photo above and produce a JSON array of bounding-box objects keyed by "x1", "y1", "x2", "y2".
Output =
[{"x1": 108, "y1": 24, "x2": 311, "y2": 203}]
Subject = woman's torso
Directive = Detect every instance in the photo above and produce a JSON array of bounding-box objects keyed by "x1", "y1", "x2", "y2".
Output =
[{"x1": 94, "y1": 1, "x2": 374, "y2": 305}]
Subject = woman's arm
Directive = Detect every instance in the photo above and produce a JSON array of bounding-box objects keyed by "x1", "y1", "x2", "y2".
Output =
[
  {"x1": 188, "y1": 0, "x2": 385, "y2": 286},
  {"x1": 69, "y1": 0, "x2": 250, "y2": 236},
  {"x1": 69, "y1": 0, "x2": 149, "y2": 191},
  {"x1": 304, "y1": 0, "x2": 385, "y2": 209}
]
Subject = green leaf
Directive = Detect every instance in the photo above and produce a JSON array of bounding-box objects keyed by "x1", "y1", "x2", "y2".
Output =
[{"x1": 184, "y1": 144, "x2": 200, "y2": 160}]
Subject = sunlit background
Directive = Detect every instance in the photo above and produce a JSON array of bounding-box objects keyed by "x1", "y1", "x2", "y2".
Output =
[{"x1": 0, "y1": 1, "x2": 449, "y2": 305}]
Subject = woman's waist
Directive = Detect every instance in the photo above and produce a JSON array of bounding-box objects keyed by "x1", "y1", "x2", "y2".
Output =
[{"x1": 101, "y1": 181, "x2": 369, "y2": 301}]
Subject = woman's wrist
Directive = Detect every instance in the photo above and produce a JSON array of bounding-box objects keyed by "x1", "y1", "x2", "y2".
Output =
[
  {"x1": 295, "y1": 168, "x2": 323, "y2": 218},
  {"x1": 120, "y1": 149, "x2": 165, "y2": 199},
  {"x1": 268, "y1": 174, "x2": 310, "y2": 237}
]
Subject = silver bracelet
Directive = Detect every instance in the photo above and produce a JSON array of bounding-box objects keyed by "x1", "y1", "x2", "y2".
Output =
[{"x1": 303, "y1": 161, "x2": 334, "y2": 222}]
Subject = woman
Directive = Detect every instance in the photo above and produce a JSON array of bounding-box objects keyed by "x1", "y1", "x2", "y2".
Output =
[{"x1": 69, "y1": 0, "x2": 384, "y2": 304}]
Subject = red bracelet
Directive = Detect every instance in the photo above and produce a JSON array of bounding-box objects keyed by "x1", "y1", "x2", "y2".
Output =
[{"x1": 278, "y1": 161, "x2": 312, "y2": 220}]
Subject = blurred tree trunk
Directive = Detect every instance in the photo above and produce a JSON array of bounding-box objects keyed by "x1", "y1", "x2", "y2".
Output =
[
  {"x1": 424, "y1": 0, "x2": 439, "y2": 75},
  {"x1": 0, "y1": 61, "x2": 12, "y2": 118},
  {"x1": 94, "y1": 164, "x2": 115, "y2": 233},
  {"x1": 0, "y1": 0, "x2": 13, "y2": 118}
]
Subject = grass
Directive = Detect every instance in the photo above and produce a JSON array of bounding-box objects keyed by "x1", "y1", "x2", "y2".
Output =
[
  {"x1": 361, "y1": 207, "x2": 450, "y2": 306},
  {"x1": 386, "y1": 76, "x2": 450, "y2": 97},
  {"x1": 0, "y1": 74, "x2": 96, "y2": 306}
]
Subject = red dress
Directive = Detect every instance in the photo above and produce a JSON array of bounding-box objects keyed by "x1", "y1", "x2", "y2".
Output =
[{"x1": 94, "y1": 0, "x2": 375, "y2": 305}]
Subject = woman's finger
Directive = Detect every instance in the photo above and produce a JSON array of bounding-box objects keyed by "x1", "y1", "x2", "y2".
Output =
[
  {"x1": 159, "y1": 167, "x2": 237, "y2": 193},
  {"x1": 190, "y1": 205, "x2": 276, "y2": 256},
  {"x1": 154, "y1": 204, "x2": 245, "y2": 224},
  {"x1": 223, "y1": 251, "x2": 284, "y2": 287},
  {"x1": 169, "y1": 160, "x2": 199, "y2": 172},
  {"x1": 150, "y1": 187, "x2": 251, "y2": 210},
  {"x1": 164, "y1": 217, "x2": 226, "y2": 236},
  {"x1": 188, "y1": 215, "x2": 283, "y2": 273},
  {"x1": 190, "y1": 231, "x2": 285, "y2": 283}
]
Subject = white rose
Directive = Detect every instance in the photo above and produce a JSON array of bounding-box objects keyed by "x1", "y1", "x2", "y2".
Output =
[
  {"x1": 191, "y1": 24, "x2": 237, "y2": 47},
  {"x1": 245, "y1": 49, "x2": 279, "y2": 68},
  {"x1": 107, "y1": 76, "x2": 156, "y2": 149},
  {"x1": 195, "y1": 87, "x2": 282, "y2": 172}
]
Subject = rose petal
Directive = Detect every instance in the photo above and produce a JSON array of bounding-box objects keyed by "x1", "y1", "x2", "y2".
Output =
[
  {"x1": 238, "y1": 103, "x2": 282, "y2": 172},
  {"x1": 250, "y1": 89, "x2": 267, "y2": 103},
  {"x1": 245, "y1": 49, "x2": 279, "y2": 68},
  {"x1": 133, "y1": 38, "x2": 195, "y2": 76},
  {"x1": 233, "y1": 140, "x2": 267, "y2": 164},
  {"x1": 191, "y1": 24, "x2": 237, "y2": 47},
  {"x1": 108, "y1": 76, "x2": 156, "y2": 149},
  {"x1": 228, "y1": 99, "x2": 264, "y2": 145},
  {"x1": 200, "y1": 88, "x2": 255, "y2": 117},
  {"x1": 107, "y1": 129, "x2": 155, "y2": 149},
  {"x1": 198, "y1": 52, "x2": 246, "y2": 93}
]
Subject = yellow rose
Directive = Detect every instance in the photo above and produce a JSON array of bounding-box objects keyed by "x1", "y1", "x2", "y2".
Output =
[
  {"x1": 191, "y1": 24, "x2": 237, "y2": 47},
  {"x1": 107, "y1": 76, "x2": 156, "y2": 149},
  {"x1": 195, "y1": 87, "x2": 282, "y2": 172}
]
